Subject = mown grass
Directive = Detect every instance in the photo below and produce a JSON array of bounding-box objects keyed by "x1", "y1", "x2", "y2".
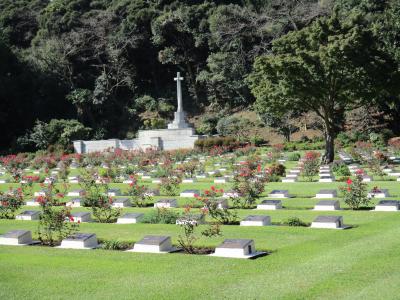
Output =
[{"x1": 1, "y1": 165, "x2": 400, "y2": 299}]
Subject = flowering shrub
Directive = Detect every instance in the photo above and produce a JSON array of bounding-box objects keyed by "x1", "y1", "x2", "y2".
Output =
[
  {"x1": 232, "y1": 158, "x2": 267, "y2": 208},
  {"x1": 159, "y1": 177, "x2": 181, "y2": 196},
  {"x1": 388, "y1": 138, "x2": 400, "y2": 156},
  {"x1": 127, "y1": 176, "x2": 152, "y2": 207},
  {"x1": 302, "y1": 151, "x2": 321, "y2": 181},
  {"x1": 195, "y1": 187, "x2": 237, "y2": 224},
  {"x1": 79, "y1": 170, "x2": 121, "y2": 223},
  {"x1": 266, "y1": 144, "x2": 284, "y2": 162},
  {"x1": 20, "y1": 175, "x2": 40, "y2": 196},
  {"x1": 0, "y1": 188, "x2": 25, "y2": 219},
  {"x1": 177, "y1": 204, "x2": 219, "y2": 254},
  {"x1": 177, "y1": 160, "x2": 199, "y2": 178},
  {"x1": 36, "y1": 183, "x2": 79, "y2": 246},
  {"x1": 10, "y1": 168, "x2": 23, "y2": 183},
  {"x1": 0, "y1": 154, "x2": 30, "y2": 172},
  {"x1": 340, "y1": 170, "x2": 370, "y2": 210},
  {"x1": 177, "y1": 205, "x2": 201, "y2": 254},
  {"x1": 265, "y1": 163, "x2": 286, "y2": 181}
]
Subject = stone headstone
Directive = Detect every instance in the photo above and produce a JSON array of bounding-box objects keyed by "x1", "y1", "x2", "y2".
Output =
[
  {"x1": 129, "y1": 235, "x2": 176, "y2": 253},
  {"x1": 240, "y1": 215, "x2": 271, "y2": 226},
  {"x1": 211, "y1": 239, "x2": 265, "y2": 259},
  {"x1": 0, "y1": 230, "x2": 34, "y2": 245},
  {"x1": 311, "y1": 215, "x2": 345, "y2": 229},
  {"x1": 16, "y1": 210, "x2": 41, "y2": 221},
  {"x1": 313, "y1": 200, "x2": 340, "y2": 211},
  {"x1": 257, "y1": 200, "x2": 282, "y2": 210},
  {"x1": 59, "y1": 233, "x2": 98, "y2": 249},
  {"x1": 117, "y1": 213, "x2": 144, "y2": 224},
  {"x1": 154, "y1": 199, "x2": 178, "y2": 208},
  {"x1": 374, "y1": 200, "x2": 400, "y2": 211}
]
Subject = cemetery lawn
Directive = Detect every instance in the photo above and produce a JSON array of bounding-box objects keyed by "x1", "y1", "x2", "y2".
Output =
[{"x1": 1, "y1": 209, "x2": 400, "y2": 299}]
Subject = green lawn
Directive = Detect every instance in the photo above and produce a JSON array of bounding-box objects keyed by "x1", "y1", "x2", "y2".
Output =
[{"x1": 1, "y1": 167, "x2": 400, "y2": 299}]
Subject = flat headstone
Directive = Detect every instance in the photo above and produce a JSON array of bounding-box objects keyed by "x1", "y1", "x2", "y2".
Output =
[
  {"x1": 314, "y1": 200, "x2": 340, "y2": 211},
  {"x1": 154, "y1": 199, "x2": 178, "y2": 208},
  {"x1": 176, "y1": 214, "x2": 205, "y2": 225},
  {"x1": 129, "y1": 235, "x2": 176, "y2": 253},
  {"x1": 0, "y1": 230, "x2": 34, "y2": 245},
  {"x1": 374, "y1": 200, "x2": 400, "y2": 211},
  {"x1": 311, "y1": 215, "x2": 346, "y2": 229},
  {"x1": 117, "y1": 213, "x2": 144, "y2": 224},
  {"x1": 211, "y1": 239, "x2": 265, "y2": 259},
  {"x1": 66, "y1": 198, "x2": 84, "y2": 207},
  {"x1": 70, "y1": 212, "x2": 91, "y2": 222},
  {"x1": 257, "y1": 200, "x2": 282, "y2": 210},
  {"x1": 268, "y1": 190, "x2": 290, "y2": 198},
  {"x1": 16, "y1": 210, "x2": 41, "y2": 221},
  {"x1": 25, "y1": 198, "x2": 40, "y2": 206},
  {"x1": 107, "y1": 189, "x2": 121, "y2": 196},
  {"x1": 59, "y1": 233, "x2": 98, "y2": 249},
  {"x1": 368, "y1": 189, "x2": 389, "y2": 198},
  {"x1": 180, "y1": 190, "x2": 200, "y2": 198},
  {"x1": 112, "y1": 197, "x2": 132, "y2": 208},
  {"x1": 315, "y1": 189, "x2": 337, "y2": 199},
  {"x1": 240, "y1": 215, "x2": 271, "y2": 226},
  {"x1": 67, "y1": 189, "x2": 86, "y2": 197}
]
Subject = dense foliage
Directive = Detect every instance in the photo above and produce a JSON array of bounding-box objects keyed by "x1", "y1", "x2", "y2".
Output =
[{"x1": 1, "y1": 0, "x2": 400, "y2": 155}]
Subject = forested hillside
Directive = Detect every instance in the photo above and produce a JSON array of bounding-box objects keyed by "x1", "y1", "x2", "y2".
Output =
[{"x1": 1, "y1": 0, "x2": 399, "y2": 157}]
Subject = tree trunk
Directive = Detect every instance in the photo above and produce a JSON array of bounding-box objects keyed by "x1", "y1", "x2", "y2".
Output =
[{"x1": 322, "y1": 131, "x2": 335, "y2": 164}]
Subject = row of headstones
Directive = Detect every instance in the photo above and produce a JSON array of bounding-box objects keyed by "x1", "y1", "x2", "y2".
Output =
[
  {"x1": 0, "y1": 231, "x2": 265, "y2": 259},
  {"x1": 0, "y1": 174, "x2": 234, "y2": 184},
  {"x1": 16, "y1": 196, "x2": 400, "y2": 224},
  {"x1": 282, "y1": 164, "x2": 338, "y2": 183},
  {"x1": 25, "y1": 188, "x2": 397, "y2": 208},
  {"x1": 348, "y1": 164, "x2": 400, "y2": 181}
]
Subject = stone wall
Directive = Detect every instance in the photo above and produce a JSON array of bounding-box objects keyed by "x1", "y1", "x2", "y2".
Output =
[{"x1": 73, "y1": 128, "x2": 204, "y2": 153}]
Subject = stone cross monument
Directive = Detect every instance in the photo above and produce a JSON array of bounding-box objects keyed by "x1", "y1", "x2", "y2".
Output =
[
  {"x1": 168, "y1": 72, "x2": 189, "y2": 129},
  {"x1": 74, "y1": 71, "x2": 202, "y2": 153}
]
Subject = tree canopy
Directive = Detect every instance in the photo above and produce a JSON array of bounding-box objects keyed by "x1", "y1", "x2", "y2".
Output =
[{"x1": 248, "y1": 8, "x2": 400, "y2": 162}]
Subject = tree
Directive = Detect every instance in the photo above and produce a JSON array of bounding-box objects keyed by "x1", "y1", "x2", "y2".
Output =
[
  {"x1": 18, "y1": 119, "x2": 92, "y2": 151},
  {"x1": 248, "y1": 10, "x2": 399, "y2": 163},
  {"x1": 151, "y1": 3, "x2": 212, "y2": 106},
  {"x1": 259, "y1": 111, "x2": 299, "y2": 141}
]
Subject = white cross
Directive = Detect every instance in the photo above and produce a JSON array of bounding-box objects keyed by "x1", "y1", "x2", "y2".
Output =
[{"x1": 174, "y1": 72, "x2": 184, "y2": 112}]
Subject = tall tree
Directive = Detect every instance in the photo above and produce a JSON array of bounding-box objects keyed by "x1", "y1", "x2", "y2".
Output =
[{"x1": 248, "y1": 10, "x2": 399, "y2": 163}]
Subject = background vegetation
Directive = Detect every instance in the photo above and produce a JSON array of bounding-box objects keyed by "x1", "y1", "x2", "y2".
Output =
[{"x1": 1, "y1": 0, "x2": 400, "y2": 155}]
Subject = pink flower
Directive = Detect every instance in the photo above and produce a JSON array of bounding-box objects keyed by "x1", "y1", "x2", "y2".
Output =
[{"x1": 347, "y1": 178, "x2": 353, "y2": 185}]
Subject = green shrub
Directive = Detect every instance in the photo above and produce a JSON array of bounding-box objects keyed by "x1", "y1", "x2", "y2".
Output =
[
  {"x1": 194, "y1": 137, "x2": 239, "y2": 151},
  {"x1": 142, "y1": 208, "x2": 180, "y2": 224},
  {"x1": 101, "y1": 240, "x2": 131, "y2": 250},
  {"x1": 18, "y1": 119, "x2": 92, "y2": 151},
  {"x1": 332, "y1": 162, "x2": 351, "y2": 176},
  {"x1": 287, "y1": 152, "x2": 301, "y2": 161},
  {"x1": 283, "y1": 217, "x2": 308, "y2": 227}
]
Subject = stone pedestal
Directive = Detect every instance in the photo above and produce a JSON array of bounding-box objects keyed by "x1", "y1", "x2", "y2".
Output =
[{"x1": 168, "y1": 111, "x2": 190, "y2": 129}]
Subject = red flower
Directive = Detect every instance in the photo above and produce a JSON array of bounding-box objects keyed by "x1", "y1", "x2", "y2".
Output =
[
  {"x1": 356, "y1": 169, "x2": 364, "y2": 175},
  {"x1": 347, "y1": 178, "x2": 353, "y2": 185},
  {"x1": 211, "y1": 186, "x2": 216, "y2": 191},
  {"x1": 69, "y1": 216, "x2": 74, "y2": 222},
  {"x1": 77, "y1": 220, "x2": 81, "y2": 224},
  {"x1": 347, "y1": 187, "x2": 351, "y2": 192},
  {"x1": 257, "y1": 165, "x2": 261, "y2": 173},
  {"x1": 204, "y1": 190, "x2": 210, "y2": 195}
]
